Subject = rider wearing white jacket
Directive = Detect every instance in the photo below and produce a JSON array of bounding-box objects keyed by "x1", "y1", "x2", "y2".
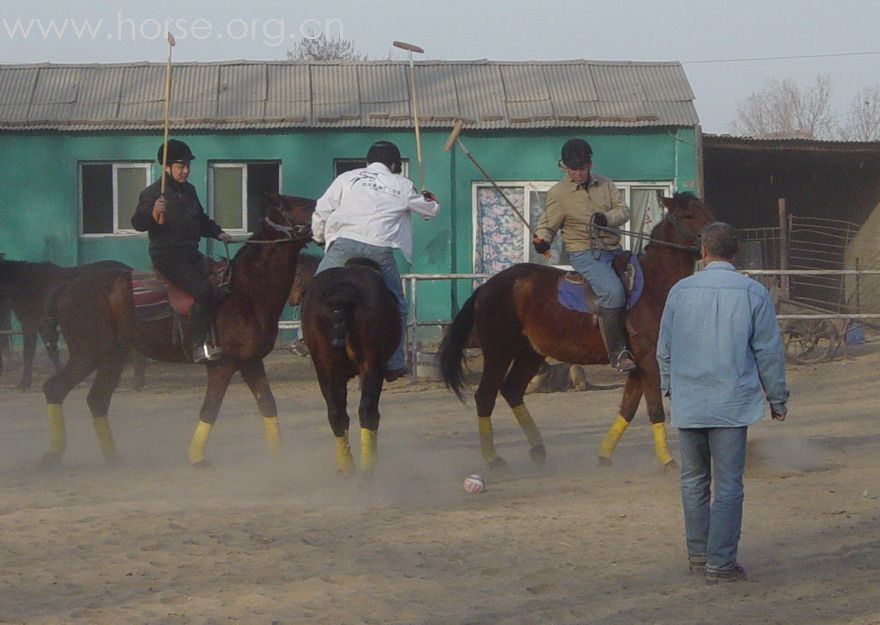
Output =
[{"x1": 311, "y1": 141, "x2": 440, "y2": 381}]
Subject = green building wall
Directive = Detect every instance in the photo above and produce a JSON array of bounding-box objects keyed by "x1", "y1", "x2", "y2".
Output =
[{"x1": 0, "y1": 126, "x2": 697, "y2": 326}]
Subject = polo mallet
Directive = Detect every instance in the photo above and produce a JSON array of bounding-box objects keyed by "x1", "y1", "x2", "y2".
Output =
[
  {"x1": 157, "y1": 31, "x2": 176, "y2": 225},
  {"x1": 444, "y1": 120, "x2": 546, "y2": 253},
  {"x1": 393, "y1": 40, "x2": 425, "y2": 191}
]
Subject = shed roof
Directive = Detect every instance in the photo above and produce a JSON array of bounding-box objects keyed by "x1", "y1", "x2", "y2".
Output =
[{"x1": 0, "y1": 59, "x2": 698, "y2": 131}]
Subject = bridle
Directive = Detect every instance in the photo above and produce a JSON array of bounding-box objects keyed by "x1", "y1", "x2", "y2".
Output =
[
  {"x1": 593, "y1": 211, "x2": 705, "y2": 253},
  {"x1": 243, "y1": 213, "x2": 313, "y2": 246},
  {"x1": 211, "y1": 209, "x2": 312, "y2": 294}
]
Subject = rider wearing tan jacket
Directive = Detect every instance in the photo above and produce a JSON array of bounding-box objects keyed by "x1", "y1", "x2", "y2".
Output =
[
  {"x1": 535, "y1": 173, "x2": 630, "y2": 252},
  {"x1": 532, "y1": 139, "x2": 635, "y2": 372}
]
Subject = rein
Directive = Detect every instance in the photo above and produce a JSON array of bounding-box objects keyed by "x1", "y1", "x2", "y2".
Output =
[
  {"x1": 593, "y1": 216, "x2": 701, "y2": 252},
  {"x1": 243, "y1": 216, "x2": 312, "y2": 246}
]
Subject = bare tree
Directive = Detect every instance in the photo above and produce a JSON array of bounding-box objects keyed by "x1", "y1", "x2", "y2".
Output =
[
  {"x1": 839, "y1": 86, "x2": 880, "y2": 141},
  {"x1": 287, "y1": 32, "x2": 366, "y2": 61},
  {"x1": 731, "y1": 74, "x2": 835, "y2": 139}
]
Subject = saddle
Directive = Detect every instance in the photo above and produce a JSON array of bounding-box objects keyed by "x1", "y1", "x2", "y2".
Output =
[
  {"x1": 556, "y1": 252, "x2": 644, "y2": 315},
  {"x1": 132, "y1": 256, "x2": 230, "y2": 322}
]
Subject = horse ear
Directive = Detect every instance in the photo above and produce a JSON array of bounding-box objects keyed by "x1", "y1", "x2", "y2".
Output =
[
  {"x1": 660, "y1": 196, "x2": 675, "y2": 210},
  {"x1": 265, "y1": 192, "x2": 281, "y2": 207}
]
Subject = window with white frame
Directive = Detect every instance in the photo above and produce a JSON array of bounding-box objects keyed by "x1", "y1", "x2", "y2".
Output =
[
  {"x1": 208, "y1": 161, "x2": 280, "y2": 233},
  {"x1": 472, "y1": 181, "x2": 673, "y2": 273},
  {"x1": 80, "y1": 162, "x2": 152, "y2": 235},
  {"x1": 333, "y1": 158, "x2": 409, "y2": 178}
]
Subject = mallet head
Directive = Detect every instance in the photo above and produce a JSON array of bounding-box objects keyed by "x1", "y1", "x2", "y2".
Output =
[
  {"x1": 443, "y1": 120, "x2": 465, "y2": 153},
  {"x1": 392, "y1": 40, "x2": 424, "y2": 54}
]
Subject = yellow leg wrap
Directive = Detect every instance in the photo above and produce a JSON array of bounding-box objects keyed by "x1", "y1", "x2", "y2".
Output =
[
  {"x1": 359, "y1": 428, "x2": 378, "y2": 474},
  {"x1": 651, "y1": 422, "x2": 674, "y2": 465},
  {"x1": 263, "y1": 417, "x2": 282, "y2": 457},
  {"x1": 47, "y1": 404, "x2": 66, "y2": 457},
  {"x1": 478, "y1": 416, "x2": 499, "y2": 464},
  {"x1": 511, "y1": 404, "x2": 544, "y2": 448},
  {"x1": 188, "y1": 421, "x2": 213, "y2": 465},
  {"x1": 92, "y1": 416, "x2": 119, "y2": 463},
  {"x1": 335, "y1": 432, "x2": 355, "y2": 476},
  {"x1": 599, "y1": 414, "x2": 630, "y2": 460}
]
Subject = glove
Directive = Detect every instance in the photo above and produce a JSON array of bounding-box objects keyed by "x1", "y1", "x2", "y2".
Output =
[
  {"x1": 217, "y1": 232, "x2": 233, "y2": 243},
  {"x1": 532, "y1": 237, "x2": 551, "y2": 254},
  {"x1": 421, "y1": 190, "x2": 438, "y2": 203},
  {"x1": 591, "y1": 212, "x2": 608, "y2": 227}
]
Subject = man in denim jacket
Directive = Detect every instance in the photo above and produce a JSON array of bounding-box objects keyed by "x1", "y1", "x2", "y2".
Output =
[{"x1": 657, "y1": 221, "x2": 789, "y2": 584}]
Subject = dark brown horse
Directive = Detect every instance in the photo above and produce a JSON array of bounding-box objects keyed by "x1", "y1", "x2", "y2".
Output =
[
  {"x1": 288, "y1": 252, "x2": 320, "y2": 308},
  {"x1": 286, "y1": 252, "x2": 321, "y2": 356},
  {"x1": 40, "y1": 193, "x2": 315, "y2": 468},
  {"x1": 301, "y1": 259, "x2": 401, "y2": 475},
  {"x1": 439, "y1": 193, "x2": 714, "y2": 469},
  {"x1": 0, "y1": 258, "x2": 138, "y2": 390}
]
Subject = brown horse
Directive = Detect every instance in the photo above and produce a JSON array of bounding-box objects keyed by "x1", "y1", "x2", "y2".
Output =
[
  {"x1": 40, "y1": 193, "x2": 315, "y2": 468},
  {"x1": 0, "y1": 258, "x2": 139, "y2": 390},
  {"x1": 301, "y1": 259, "x2": 401, "y2": 475},
  {"x1": 439, "y1": 193, "x2": 714, "y2": 469}
]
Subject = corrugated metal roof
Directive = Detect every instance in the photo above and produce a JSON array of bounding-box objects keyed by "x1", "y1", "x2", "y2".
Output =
[{"x1": 0, "y1": 59, "x2": 698, "y2": 131}]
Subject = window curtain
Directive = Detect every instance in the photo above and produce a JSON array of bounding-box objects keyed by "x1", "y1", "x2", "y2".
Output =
[{"x1": 474, "y1": 187, "x2": 526, "y2": 274}]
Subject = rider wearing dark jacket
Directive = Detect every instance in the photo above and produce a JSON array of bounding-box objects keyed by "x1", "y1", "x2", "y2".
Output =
[{"x1": 131, "y1": 139, "x2": 231, "y2": 363}]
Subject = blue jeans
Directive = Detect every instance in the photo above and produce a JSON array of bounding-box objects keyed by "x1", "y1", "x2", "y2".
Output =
[
  {"x1": 315, "y1": 238, "x2": 407, "y2": 371},
  {"x1": 568, "y1": 249, "x2": 626, "y2": 309},
  {"x1": 678, "y1": 426, "x2": 748, "y2": 571}
]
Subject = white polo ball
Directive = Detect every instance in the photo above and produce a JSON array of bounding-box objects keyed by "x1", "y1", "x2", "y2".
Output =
[{"x1": 463, "y1": 474, "x2": 486, "y2": 494}]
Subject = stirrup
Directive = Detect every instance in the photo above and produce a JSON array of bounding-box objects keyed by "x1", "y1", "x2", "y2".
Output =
[
  {"x1": 193, "y1": 342, "x2": 223, "y2": 364},
  {"x1": 613, "y1": 349, "x2": 637, "y2": 372}
]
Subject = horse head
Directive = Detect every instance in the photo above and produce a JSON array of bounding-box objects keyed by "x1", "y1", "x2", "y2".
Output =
[
  {"x1": 260, "y1": 192, "x2": 316, "y2": 243},
  {"x1": 654, "y1": 192, "x2": 716, "y2": 256}
]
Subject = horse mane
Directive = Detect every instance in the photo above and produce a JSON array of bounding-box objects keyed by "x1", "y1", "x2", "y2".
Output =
[
  {"x1": 671, "y1": 191, "x2": 701, "y2": 207},
  {"x1": 639, "y1": 192, "x2": 707, "y2": 258}
]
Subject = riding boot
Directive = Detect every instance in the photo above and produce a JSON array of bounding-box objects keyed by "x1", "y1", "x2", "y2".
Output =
[
  {"x1": 189, "y1": 303, "x2": 222, "y2": 364},
  {"x1": 597, "y1": 307, "x2": 636, "y2": 372}
]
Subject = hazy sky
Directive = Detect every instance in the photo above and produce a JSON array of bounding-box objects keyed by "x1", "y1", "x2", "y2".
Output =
[{"x1": 2, "y1": 0, "x2": 879, "y2": 133}]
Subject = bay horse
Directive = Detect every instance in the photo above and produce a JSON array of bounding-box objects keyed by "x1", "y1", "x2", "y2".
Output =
[
  {"x1": 39, "y1": 193, "x2": 315, "y2": 468},
  {"x1": 301, "y1": 258, "x2": 401, "y2": 475},
  {"x1": 0, "y1": 258, "x2": 138, "y2": 390},
  {"x1": 439, "y1": 193, "x2": 714, "y2": 469}
]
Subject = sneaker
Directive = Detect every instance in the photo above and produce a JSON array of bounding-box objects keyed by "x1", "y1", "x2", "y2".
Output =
[
  {"x1": 383, "y1": 367, "x2": 408, "y2": 383},
  {"x1": 193, "y1": 343, "x2": 223, "y2": 364},
  {"x1": 288, "y1": 338, "x2": 310, "y2": 357},
  {"x1": 705, "y1": 564, "x2": 747, "y2": 585},
  {"x1": 688, "y1": 554, "x2": 707, "y2": 573}
]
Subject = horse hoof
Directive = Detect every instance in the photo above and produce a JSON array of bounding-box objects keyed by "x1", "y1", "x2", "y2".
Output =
[
  {"x1": 488, "y1": 456, "x2": 508, "y2": 471},
  {"x1": 104, "y1": 453, "x2": 123, "y2": 467},
  {"x1": 597, "y1": 456, "x2": 613, "y2": 467},
  {"x1": 663, "y1": 459, "x2": 678, "y2": 472},
  {"x1": 37, "y1": 452, "x2": 62, "y2": 470},
  {"x1": 191, "y1": 459, "x2": 214, "y2": 471},
  {"x1": 529, "y1": 444, "x2": 547, "y2": 465}
]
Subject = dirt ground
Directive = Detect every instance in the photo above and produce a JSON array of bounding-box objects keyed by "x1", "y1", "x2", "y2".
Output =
[{"x1": 0, "y1": 339, "x2": 879, "y2": 625}]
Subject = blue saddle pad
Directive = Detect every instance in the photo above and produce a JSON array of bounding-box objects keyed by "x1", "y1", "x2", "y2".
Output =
[{"x1": 557, "y1": 255, "x2": 644, "y2": 313}]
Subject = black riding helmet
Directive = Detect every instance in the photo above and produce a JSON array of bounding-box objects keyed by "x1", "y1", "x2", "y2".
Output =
[
  {"x1": 157, "y1": 139, "x2": 195, "y2": 165},
  {"x1": 366, "y1": 140, "x2": 403, "y2": 173},
  {"x1": 560, "y1": 138, "x2": 593, "y2": 169}
]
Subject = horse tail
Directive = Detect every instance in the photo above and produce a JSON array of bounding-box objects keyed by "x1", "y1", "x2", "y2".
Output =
[
  {"x1": 329, "y1": 307, "x2": 347, "y2": 350},
  {"x1": 324, "y1": 283, "x2": 360, "y2": 351},
  {"x1": 439, "y1": 287, "x2": 479, "y2": 403}
]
